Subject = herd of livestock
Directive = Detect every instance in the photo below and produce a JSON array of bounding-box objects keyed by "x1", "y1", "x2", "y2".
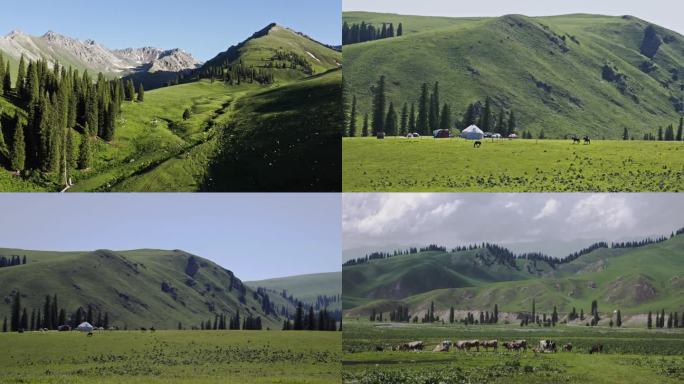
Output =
[{"x1": 387, "y1": 339, "x2": 604, "y2": 354}]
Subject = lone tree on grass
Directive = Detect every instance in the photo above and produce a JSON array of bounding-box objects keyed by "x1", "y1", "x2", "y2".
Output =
[{"x1": 137, "y1": 84, "x2": 144, "y2": 102}]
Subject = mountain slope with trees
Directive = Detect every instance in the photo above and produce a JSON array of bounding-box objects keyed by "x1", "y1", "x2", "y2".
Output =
[
  {"x1": 343, "y1": 230, "x2": 684, "y2": 317},
  {"x1": 343, "y1": 12, "x2": 684, "y2": 138},
  {"x1": 0, "y1": 23, "x2": 341, "y2": 192},
  {"x1": 0, "y1": 248, "x2": 332, "y2": 330}
]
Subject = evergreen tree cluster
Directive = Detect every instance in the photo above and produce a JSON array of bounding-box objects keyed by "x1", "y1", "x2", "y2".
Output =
[
  {"x1": 389, "y1": 305, "x2": 410, "y2": 322},
  {"x1": 5, "y1": 291, "x2": 110, "y2": 332},
  {"x1": 349, "y1": 76, "x2": 518, "y2": 138},
  {"x1": 343, "y1": 228, "x2": 684, "y2": 268},
  {"x1": 283, "y1": 302, "x2": 338, "y2": 331},
  {"x1": 0, "y1": 55, "x2": 126, "y2": 176},
  {"x1": 0, "y1": 254, "x2": 27, "y2": 268},
  {"x1": 650, "y1": 309, "x2": 684, "y2": 329},
  {"x1": 266, "y1": 50, "x2": 314, "y2": 75},
  {"x1": 193, "y1": 59, "x2": 274, "y2": 86},
  {"x1": 642, "y1": 118, "x2": 684, "y2": 141},
  {"x1": 342, "y1": 21, "x2": 403, "y2": 45}
]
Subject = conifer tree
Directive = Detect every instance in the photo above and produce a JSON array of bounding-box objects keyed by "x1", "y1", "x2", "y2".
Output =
[
  {"x1": 137, "y1": 84, "x2": 144, "y2": 102},
  {"x1": 348, "y1": 95, "x2": 357, "y2": 137},
  {"x1": 507, "y1": 111, "x2": 517, "y2": 135},
  {"x1": 647, "y1": 311, "x2": 652, "y2": 329},
  {"x1": 10, "y1": 292, "x2": 21, "y2": 331},
  {"x1": 3, "y1": 62, "x2": 11, "y2": 96},
  {"x1": 11, "y1": 117, "x2": 25, "y2": 171},
  {"x1": 623, "y1": 127, "x2": 629, "y2": 140},
  {"x1": 384, "y1": 102, "x2": 397, "y2": 135},
  {"x1": 78, "y1": 127, "x2": 91, "y2": 169},
  {"x1": 21, "y1": 308, "x2": 28, "y2": 330},
  {"x1": 481, "y1": 97, "x2": 492, "y2": 131},
  {"x1": 677, "y1": 117, "x2": 683, "y2": 141},
  {"x1": 371, "y1": 76, "x2": 386, "y2": 135},
  {"x1": 125, "y1": 80, "x2": 135, "y2": 101},
  {"x1": 449, "y1": 307, "x2": 454, "y2": 323},
  {"x1": 439, "y1": 103, "x2": 451, "y2": 130},
  {"x1": 417, "y1": 83, "x2": 429, "y2": 135},
  {"x1": 0, "y1": 53, "x2": 4, "y2": 94},
  {"x1": 362, "y1": 113, "x2": 369, "y2": 137},
  {"x1": 2, "y1": 317, "x2": 6, "y2": 332},
  {"x1": 16, "y1": 55, "x2": 26, "y2": 97},
  {"x1": 408, "y1": 103, "x2": 416, "y2": 133},
  {"x1": 428, "y1": 82, "x2": 440, "y2": 132},
  {"x1": 400, "y1": 102, "x2": 408, "y2": 136},
  {"x1": 397, "y1": 23, "x2": 403, "y2": 36}
]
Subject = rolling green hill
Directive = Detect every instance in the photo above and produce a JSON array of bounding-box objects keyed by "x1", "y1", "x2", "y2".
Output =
[
  {"x1": 343, "y1": 234, "x2": 684, "y2": 316},
  {"x1": 343, "y1": 12, "x2": 684, "y2": 138},
  {"x1": 0, "y1": 23, "x2": 341, "y2": 192},
  {"x1": 0, "y1": 248, "x2": 295, "y2": 329},
  {"x1": 247, "y1": 271, "x2": 341, "y2": 310}
]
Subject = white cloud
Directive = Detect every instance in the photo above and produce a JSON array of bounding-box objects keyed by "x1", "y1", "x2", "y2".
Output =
[
  {"x1": 567, "y1": 195, "x2": 635, "y2": 230},
  {"x1": 533, "y1": 199, "x2": 560, "y2": 220}
]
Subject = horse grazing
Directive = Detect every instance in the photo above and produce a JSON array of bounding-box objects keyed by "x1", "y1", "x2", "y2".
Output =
[
  {"x1": 87, "y1": 332, "x2": 94, "y2": 337},
  {"x1": 563, "y1": 343, "x2": 573, "y2": 352},
  {"x1": 473, "y1": 141, "x2": 482, "y2": 148},
  {"x1": 589, "y1": 344, "x2": 603, "y2": 354},
  {"x1": 583, "y1": 136, "x2": 591, "y2": 144},
  {"x1": 572, "y1": 136, "x2": 581, "y2": 144}
]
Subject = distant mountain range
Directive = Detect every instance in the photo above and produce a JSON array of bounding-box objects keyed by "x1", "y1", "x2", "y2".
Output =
[{"x1": 0, "y1": 30, "x2": 200, "y2": 77}]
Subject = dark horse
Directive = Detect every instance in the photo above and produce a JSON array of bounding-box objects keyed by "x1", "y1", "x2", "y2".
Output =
[
  {"x1": 583, "y1": 136, "x2": 591, "y2": 144},
  {"x1": 473, "y1": 141, "x2": 482, "y2": 148},
  {"x1": 572, "y1": 136, "x2": 581, "y2": 144}
]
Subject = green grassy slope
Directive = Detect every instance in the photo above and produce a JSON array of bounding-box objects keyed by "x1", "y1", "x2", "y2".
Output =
[
  {"x1": 343, "y1": 12, "x2": 684, "y2": 138},
  {"x1": 343, "y1": 234, "x2": 684, "y2": 315},
  {"x1": 0, "y1": 248, "x2": 293, "y2": 329},
  {"x1": 203, "y1": 23, "x2": 341, "y2": 83},
  {"x1": 343, "y1": 248, "x2": 556, "y2": 308},
  {"x1": 246, "y1": 272, "x2": 341, "y2": 304},
  {"x1": 203, "y1": 68, "x2": 342, "y2": 191}
]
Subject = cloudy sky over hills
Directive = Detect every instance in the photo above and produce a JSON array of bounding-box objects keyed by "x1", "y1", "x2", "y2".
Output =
[{"x1": 343, "y1": 193, "x2": 684, "y2": 259}]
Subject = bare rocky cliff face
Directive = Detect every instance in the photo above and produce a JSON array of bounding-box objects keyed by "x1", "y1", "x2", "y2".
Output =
[{"x1": 0, "y1": 30, "x2": 200, "y2": 75}]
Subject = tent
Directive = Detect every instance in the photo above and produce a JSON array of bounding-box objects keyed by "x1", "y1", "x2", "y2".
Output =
[
  {"x1": 77, "y1": 322, "x2": 94, "y2": 332},
  {"x1": 460, "y1": 125, "x2": 484, "y2": 140},
  {"x1": 508, "y1": 133, "x2": 518, "y2": 139}
]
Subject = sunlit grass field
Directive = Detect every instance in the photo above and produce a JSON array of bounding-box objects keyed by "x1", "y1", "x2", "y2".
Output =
[
  {"x1": 0, "y1": 330, "x2": 341, "y2": 384},
  {"x1": 343, "y1": 137, "x2": 684, "y2": 192}
]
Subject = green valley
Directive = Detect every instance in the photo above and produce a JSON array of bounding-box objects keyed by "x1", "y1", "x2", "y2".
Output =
[{"x1": 0, "y1": 23, "x2": 341, "y2": 192}]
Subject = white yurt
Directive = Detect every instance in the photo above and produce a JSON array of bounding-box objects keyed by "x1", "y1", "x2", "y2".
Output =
[
  {"x1": 460, "y1": 125, "x2": 484, "y2": 140},
  {"x1": 77, "y1": 322, "x2": 94, "y2": 332}
]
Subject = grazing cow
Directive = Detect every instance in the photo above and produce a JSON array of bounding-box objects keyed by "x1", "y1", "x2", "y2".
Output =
[
  {"x1": 589, "y1": 344, "x2": 603, "y2": 354},
  {"x1": 504, "y1": 341, "x2": 525, "y2": 351},
  {"x1": 375, "y1": 345, "x2": 384, "y2": 352},
  {"x1": 395, "y1": 341, "x2": 424, "y2": 351},
  {"x1": 538, "y1": 339, "x2": 557, "y2": 353},
  {"x1": 456, "y1": 340, "x2": 480, "y2": 352},
  {"x1": 481, "y1": 340, "x2": 498, "y2": 351},
  {"x1": 473, "y1": 141, "x2": 482, "y2": 148},
  {"x1": 563, "y1": 343, "x2": 573, "y2": 352},
  {"x1": 432, "y1": 340, "x2": 452, "y2": 352},
  {"x1": 86, "y1": 332, "x2": 93, "y2": 337},
  {"x1": 572, "y1": 136, "x2": 581, "y2": 144},
  {"x1": 583, "y1": 135, "x2": 591, "y2": 144}
]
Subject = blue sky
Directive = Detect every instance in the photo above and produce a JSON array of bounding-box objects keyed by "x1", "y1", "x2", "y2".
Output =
[
  {"x1": 344, "y1": 0, "x2": 684, "y2": 35},
  {"x1": 1, "y1": 0, "x2": 341, "y2": 61},
  {"x1": 0, "y1": 193, "x2": 341, "y2": 281}
]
